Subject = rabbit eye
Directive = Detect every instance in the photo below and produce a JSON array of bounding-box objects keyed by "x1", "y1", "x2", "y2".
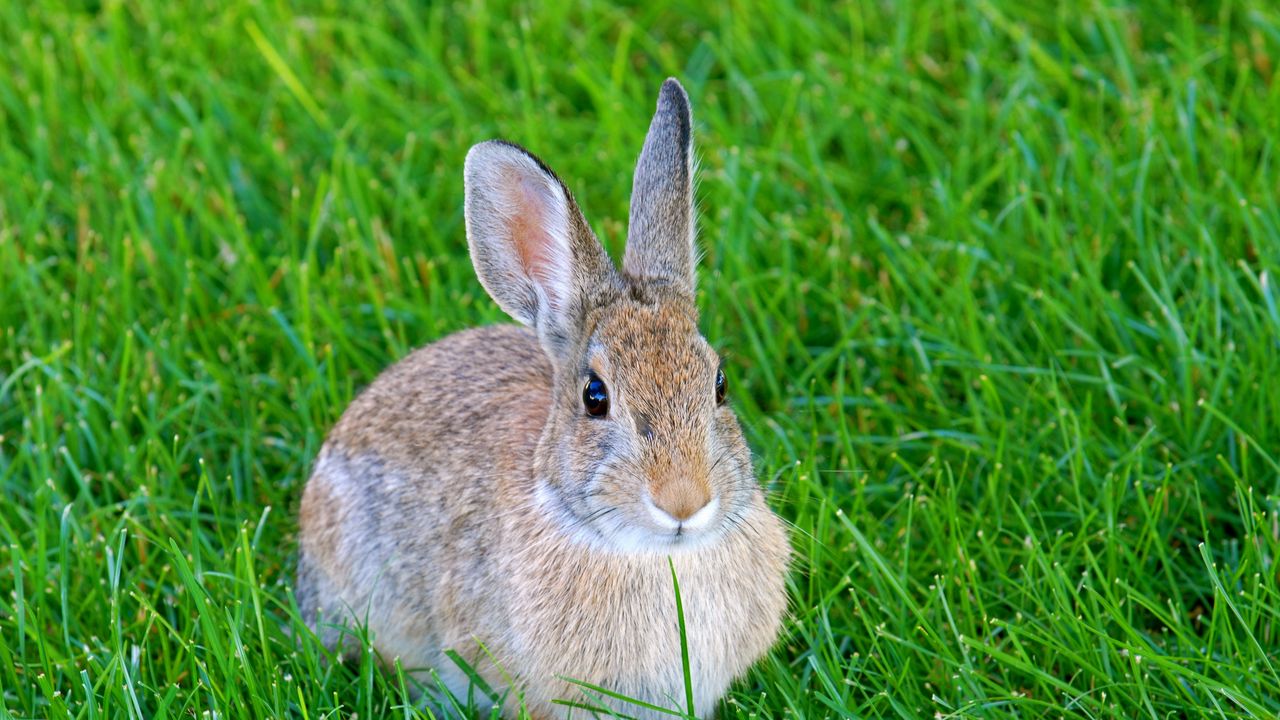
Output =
[
  {"x1": 715, "y1": 368, "x2": 727, "y2": 405},
  {"x1": 583, "y1": 372, "x2": 609, "y2": 417}
]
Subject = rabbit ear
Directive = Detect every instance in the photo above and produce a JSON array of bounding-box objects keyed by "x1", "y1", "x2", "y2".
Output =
[
  {"x1": 464, "y1": 140, "x2": 619, "y2": 355},
  {"x1": 623, "y1": 78, "x2": 696, "y2": 297}
]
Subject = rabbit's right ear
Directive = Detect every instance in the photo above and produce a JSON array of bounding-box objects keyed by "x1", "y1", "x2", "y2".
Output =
[{"x1": 464, "y1": 140, "x2": 619, "y2": 357}]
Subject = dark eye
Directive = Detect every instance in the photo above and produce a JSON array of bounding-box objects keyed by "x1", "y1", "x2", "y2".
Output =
[
  {"x1": 583, "y1": 372, "x2": 609, "y2": 417},
  {"x1": 715, "y1": 367, "x2": 727, "y2": 405}
]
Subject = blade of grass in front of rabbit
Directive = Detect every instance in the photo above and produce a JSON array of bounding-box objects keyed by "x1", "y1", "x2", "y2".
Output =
[
  {"x1": 444, "y1": 648, "x2": 502, "y2": 708},
  {"x1": 668, "y1": 557, "x2": 696, "y2": 719},
  {"x1": 554, "y1": 678, "x2": 680, "y2": 717}
]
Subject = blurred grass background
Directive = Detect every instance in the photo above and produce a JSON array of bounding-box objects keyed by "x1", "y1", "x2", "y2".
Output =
[{"x1": 3, "y1": 0, "x2": 1280, "y2": 717}]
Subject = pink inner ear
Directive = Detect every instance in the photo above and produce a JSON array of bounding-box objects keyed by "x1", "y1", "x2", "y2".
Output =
[{"x1": 508, "y1": 174, "x2": 570, "y2": 311}]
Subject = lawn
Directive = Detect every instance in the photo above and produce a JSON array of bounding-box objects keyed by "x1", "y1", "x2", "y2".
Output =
[{"x1": 3, "y1": 0, "x2": 1280, "y2": 717}]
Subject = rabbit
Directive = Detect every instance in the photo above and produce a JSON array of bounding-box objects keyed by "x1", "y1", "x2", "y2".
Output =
[{"x1": 295, "y1": 78, "x2": 790, "y2": 719}]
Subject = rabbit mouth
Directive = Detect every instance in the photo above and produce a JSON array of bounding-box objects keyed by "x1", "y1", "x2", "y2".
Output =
[
  {"x1": 534, "y1": 479, "x2": 727, "y2": 553},
  {"x1": 612, "y1": 495, "x2": 725, "y2": 551},
  {"x1": 645, "y1": 494, "x2": 720, "y2": 536}
]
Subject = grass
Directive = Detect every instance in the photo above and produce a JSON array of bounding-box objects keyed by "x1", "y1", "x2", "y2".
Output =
[{"x1": 3, "y1": 0, "x2": 1280, "y2": 717}]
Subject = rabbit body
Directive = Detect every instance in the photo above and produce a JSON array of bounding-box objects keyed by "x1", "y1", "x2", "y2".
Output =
[
  {"x1": 296, "y1": 79, "x2": 790, "y2": 719},
  {"x1": 298, "y1": 325, "x2": 788, "y2": 718}
]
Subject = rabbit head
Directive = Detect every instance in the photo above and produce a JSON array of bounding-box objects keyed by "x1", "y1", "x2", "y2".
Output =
[{"x1": 464, "y1": 79, "x2": 754, "y2": 552}]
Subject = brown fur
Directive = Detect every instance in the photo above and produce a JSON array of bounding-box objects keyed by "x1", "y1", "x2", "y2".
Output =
[{"x1": 296, "y1": 79, "x2": 790, "y2": 719}]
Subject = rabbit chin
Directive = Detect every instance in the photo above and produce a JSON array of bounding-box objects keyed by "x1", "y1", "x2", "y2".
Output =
[{"x1": 533, "y1": 481, "x2": 726, "y2": 554}]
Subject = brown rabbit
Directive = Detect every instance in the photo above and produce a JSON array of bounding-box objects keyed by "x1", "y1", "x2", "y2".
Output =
[{"x1": 296, "y1": 78, "x2": 790, "y2": 719}]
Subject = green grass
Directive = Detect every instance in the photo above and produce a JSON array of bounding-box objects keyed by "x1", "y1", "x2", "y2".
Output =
[{"x1": 3, "y1": 0, "x2": 1280, "y2": 717}]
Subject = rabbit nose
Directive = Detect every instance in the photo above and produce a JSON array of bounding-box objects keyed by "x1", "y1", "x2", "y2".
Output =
[{"x1": 650, "y1": 481, "x2": 712, "y2": 523}]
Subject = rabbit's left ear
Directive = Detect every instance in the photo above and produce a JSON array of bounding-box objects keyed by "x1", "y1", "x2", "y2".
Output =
[{"x1": 623, "y1": 78, "x2": 696, "y2": 297}]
